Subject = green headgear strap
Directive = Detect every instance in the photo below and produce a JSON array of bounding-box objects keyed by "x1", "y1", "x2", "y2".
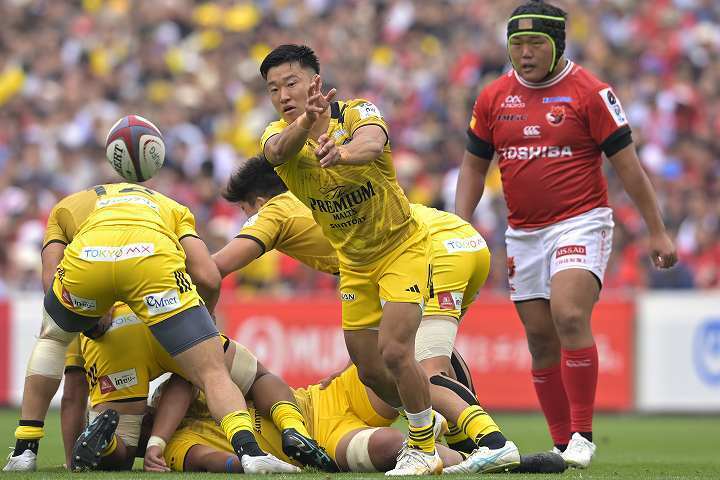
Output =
[{"x1": 507, "y1": 14, "x2": 566, "y2": 74}]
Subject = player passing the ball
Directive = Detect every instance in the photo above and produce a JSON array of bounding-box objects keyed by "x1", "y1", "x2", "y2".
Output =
[{"x1": 454, "y1": 1, "x2": 677, "y2": 470}]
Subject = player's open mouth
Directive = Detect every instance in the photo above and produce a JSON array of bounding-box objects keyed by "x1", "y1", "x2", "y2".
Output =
[
  {"x1": 521, "y1": 64, "x2": 535, "y2": 73},
  {"x1": 283, "y1": 106, "x2": 295, "y2": 113}
]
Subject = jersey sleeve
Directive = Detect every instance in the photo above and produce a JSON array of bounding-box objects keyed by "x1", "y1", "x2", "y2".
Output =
[
  {"x1": 585, "y1": 85, "x2": 633, "y2": 157},
  {"x1": 343, "y1": 99, "x2": 389, "y2": 144},
  {"x1": 43, "y1": 204, "x2": 70, "y2": 249},
  {"x1": 236, "y1": 202, "x2": 285, "y2": 254},
  {"x1": 174, "y1": 205, "x2": 199, "y2": 240},
  {"x1": 64, "y1": 337, "x2": 85, "y2": 371},
  {"x1": 260, "y1": 121, "x2": 287, "y2": 153},
  {"x1": 467, "y1": 89, "x2": 495, "y2": 160}
]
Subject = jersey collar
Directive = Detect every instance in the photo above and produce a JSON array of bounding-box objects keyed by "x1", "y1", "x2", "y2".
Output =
[{"x1": 513, "y1": 60, "x2": 574, "y2": 89}]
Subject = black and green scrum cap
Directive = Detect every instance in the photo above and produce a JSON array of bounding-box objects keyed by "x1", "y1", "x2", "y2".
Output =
[{"x1": 507, "y1": 13, "x2": 566, "y2": 73}]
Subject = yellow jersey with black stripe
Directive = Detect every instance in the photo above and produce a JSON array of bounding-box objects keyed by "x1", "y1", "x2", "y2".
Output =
[
  {"x1": 238, "y1": 191, "x2": 338, "y2": 274},
  {"x1": 261, "y1": 99, "x2": 420, "y2": 266}
]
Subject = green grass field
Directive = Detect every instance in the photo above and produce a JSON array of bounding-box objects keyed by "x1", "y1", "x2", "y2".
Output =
[{"x1": 1, "y1": 409, "x2": 718, "y2": 479}]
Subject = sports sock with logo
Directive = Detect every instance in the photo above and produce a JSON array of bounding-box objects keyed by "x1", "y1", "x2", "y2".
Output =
[
  {"x1": 532, "y1": 364, "x2": 571, "y2": 448},
  {"x1": 270, "y1": 401, "x2": 310, "y2": 437},
  {"x1": 220, "y1": 410, "x2": 265, "y2": 457},
  {"x1": 456, "y1": 405, "x2": 505, "y2": 448},
  {"x1": 406, "y1": 407, "x2": 436, "y2": 454},
  {"x1": 561, "y1": 344, "x2": 598, "y2": 435},
  {"x1": 13, "y1": 420, "x2": 44, "y2": 456}
]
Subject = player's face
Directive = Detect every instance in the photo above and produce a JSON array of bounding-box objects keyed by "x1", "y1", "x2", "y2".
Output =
[
  {"x1": 508, "y1": 35, "x2": 554, "y2": 82},
  {"x1": 265, "y1": 62, "x2": 314, "y2": 123}
]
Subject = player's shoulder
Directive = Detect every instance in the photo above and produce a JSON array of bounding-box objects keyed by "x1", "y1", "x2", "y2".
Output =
[
  {"x1": 567, "y1": 62, "x2": 612, "y2": 95},
  {"x1": 265, "y1": 191, "x2": 310, "y2": 216},
  {"x1": 342, "y1": 98, "x2": 383, "y2": 118},
  {"x1": 263, "y1": 118, "x2": 288, "y2": 132}
]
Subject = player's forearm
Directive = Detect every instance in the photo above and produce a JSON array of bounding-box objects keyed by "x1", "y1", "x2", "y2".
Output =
[
  {"x1": 455, "y1": 155, "x2": 489, "y2": 222},
  {"x1": 336, "y1": 140, "x2": 383, "y2": 166},
  {"x1": 266, "y1": 114, "x2": 313, "y2": 165},
  {"x1": 151, "y1": 375, "x2": 194, "y2": 442},
  {"x1": 61, "y1": 373, "x2": 88, "y2": 467},
  {"x1": 612, "y1": 151, "x2": 667, "y2": 235}
]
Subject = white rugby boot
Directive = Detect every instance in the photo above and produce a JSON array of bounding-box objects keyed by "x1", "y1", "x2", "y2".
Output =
[
  {"x1": 3, "y1": 448, "x2": 37, "y2": 472},
  {"x1": 561, "y1": 432, "x2": 596, "y2": 468},
  {"x1": 443, "y1": 440, "x2": 520, "y2": 474},
  {"x1": 385, "y1": 444, "x2": 442, "y2": 476},
  {"x1": 241, "y1": 453, "x2": 301, "y2": 473}
]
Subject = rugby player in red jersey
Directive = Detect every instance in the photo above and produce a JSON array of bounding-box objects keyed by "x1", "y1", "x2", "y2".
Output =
[{"x1": 454, "y1": 0, "x2": 676, "y2": 470}]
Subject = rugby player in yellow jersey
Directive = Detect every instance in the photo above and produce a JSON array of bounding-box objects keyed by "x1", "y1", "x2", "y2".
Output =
[
  {"x1": 4, "y1": 183, "x2": 298, "y2": 474},
  {"x1": 214, "y1": 155, "x2": 520, "y2": 473},
  {"x1": 259, "y1": 44, "x2": 439, "y2": 475},
  {"x1": 60, "y1": 304, "x2": 333, "y2": 472}
]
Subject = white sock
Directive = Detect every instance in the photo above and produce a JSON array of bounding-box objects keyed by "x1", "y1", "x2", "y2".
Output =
[{"x1": 405, "y1": 407, "x2": 434, "y2": 428}]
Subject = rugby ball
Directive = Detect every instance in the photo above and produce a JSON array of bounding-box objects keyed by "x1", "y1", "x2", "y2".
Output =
[{"x1": 105, "y1": 115, "x2": 165, "y2": 182}]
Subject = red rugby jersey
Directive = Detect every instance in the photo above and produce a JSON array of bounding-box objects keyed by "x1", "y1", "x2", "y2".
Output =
[{"x1": 467, "y1": 60, "x2": 632, "y2": 229}]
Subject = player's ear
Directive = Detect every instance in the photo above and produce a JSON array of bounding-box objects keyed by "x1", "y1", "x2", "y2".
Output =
[{"x1": 255, "y1": 196, "x2": 268, "y2": 209}]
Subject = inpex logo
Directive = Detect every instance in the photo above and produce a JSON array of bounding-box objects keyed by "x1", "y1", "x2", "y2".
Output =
[
  {"x1": 523, "y1": 125, "x2": 541, "y2": 138},
  {"x1": 501, "y1": 95, "x2": 525, "y2": 108},
  {"x1": 693, "y1": 319, "x2": 720, "y2": 385},
  {"x1": 144, "y1": 289, "x2": 181, "y2": 316}
]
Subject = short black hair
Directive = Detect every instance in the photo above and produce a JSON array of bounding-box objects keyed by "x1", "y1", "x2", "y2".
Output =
[
  {"x1": 223, "y1": 154, "x2": 288, "y2": 204},
  {"x1": 260, "y1": 44, "x2": 320, "y2": 80},
  {"x1": 510, "y1": 1, "x2": 567, "y2": 22}
]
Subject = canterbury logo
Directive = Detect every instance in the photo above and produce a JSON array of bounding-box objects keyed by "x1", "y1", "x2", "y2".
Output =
[
  {"x1": 565, "y1": 359, "x2": 593, "y2": 368},
  {"x1": 174, "y1": 271, "x2": 191, "y2": 294},
  {"x1": 523, "y1": 125, "x2": 541, "y2": 137},
  {"x1": 405, "y1": 284, "x2": 421, "y2": 293}
]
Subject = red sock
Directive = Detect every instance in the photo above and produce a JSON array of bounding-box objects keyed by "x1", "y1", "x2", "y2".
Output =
[
  {"x1": 561, "y1": 344, "x2": 598, "y2": 433},
  {"x1": 532, "y1": 364, "x2": 571, "y2": 446}
]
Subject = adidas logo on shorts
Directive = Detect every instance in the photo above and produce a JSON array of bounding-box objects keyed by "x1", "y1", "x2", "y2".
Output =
[{"x1": 405, "y1": 284, "x2": 421, "y2": 293}]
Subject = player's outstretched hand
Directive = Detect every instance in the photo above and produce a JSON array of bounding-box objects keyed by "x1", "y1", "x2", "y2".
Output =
[
  {"x1": 649, "y1": 231, "x2": 677, "y2": 269},
  {"x1": 304, "y1": 75, "x2": 336, "y2": 127},
  {"x1": 316, "y1": 134, "x2": 343, "y2": 168},
  {"x1": 144, "y1": 445, "x2": 170, "y2": 472}
]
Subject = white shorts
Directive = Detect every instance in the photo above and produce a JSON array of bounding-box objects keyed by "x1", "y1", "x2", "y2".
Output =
[{"x1": 505, "y1": 207, "x2": 614, "y2": 301}]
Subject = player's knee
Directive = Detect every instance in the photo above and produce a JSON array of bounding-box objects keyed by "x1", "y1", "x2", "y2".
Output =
[
  {"x1": 525, "y1": 331, "x2": 561, "y2": 363},
  {"x1": 367, "y1": 429, "x2": 404, "y2": 471},
  {"x1": 27, "y1": 309, "x2": 78, "y2": 379},
  {"x1": 378, "y1": 339, "x2": 414, "y2": 373},
  {"x1": 553, "y1": 307, "x2": 591, "y2": 341}
]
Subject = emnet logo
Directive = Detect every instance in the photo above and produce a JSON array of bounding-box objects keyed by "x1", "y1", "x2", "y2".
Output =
[{"x1": 144, "y1": 289, "x2": 181, "y2": 316}]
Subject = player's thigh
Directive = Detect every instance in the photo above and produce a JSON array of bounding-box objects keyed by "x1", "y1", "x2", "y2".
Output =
[
  {"x1": 377, "y1": 229, "x2": 433, "y2": 310},
  {"x1": 505, "y1": 227, "x2": 550, "y2": 301}
]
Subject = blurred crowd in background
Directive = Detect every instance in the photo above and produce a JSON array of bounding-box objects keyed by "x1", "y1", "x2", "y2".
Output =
[{"x1": 0, "y1": 0, "x2": 718, "y2": 298}]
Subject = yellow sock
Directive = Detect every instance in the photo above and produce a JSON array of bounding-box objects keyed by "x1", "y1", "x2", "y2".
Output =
[
  {"x1": 407, "y1": 412, "x2": 436, "y2": 454},
  {"x1": 270, "y1": 401, "x2": 310, "y2": 437},
  {"x1": 101, "y1": 435, "x2": 118, "y2": 457},
  {"x1": 15, "y1": 425, "x2": 44, "y2": 440},
  {"x1": 445, "y1": 422, "x2": 471, "y2": 445},
  {"x1": 457, "y1": 405, "x2": 500, "y2": 444},
  {"x1": 220, "y1": 410, "x2": 255, "y2": 443}
]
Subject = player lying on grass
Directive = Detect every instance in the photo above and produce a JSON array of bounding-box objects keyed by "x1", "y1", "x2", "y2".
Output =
[
  {"x1": 60, "y1": 303, "x2": 335, "y2": 472},
  {"x1": 145, "y1": 351, "x2": 565, "y2": 474},
  {"x1": 213, "y1": 155, "x2": 519, "y2": 473}
]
